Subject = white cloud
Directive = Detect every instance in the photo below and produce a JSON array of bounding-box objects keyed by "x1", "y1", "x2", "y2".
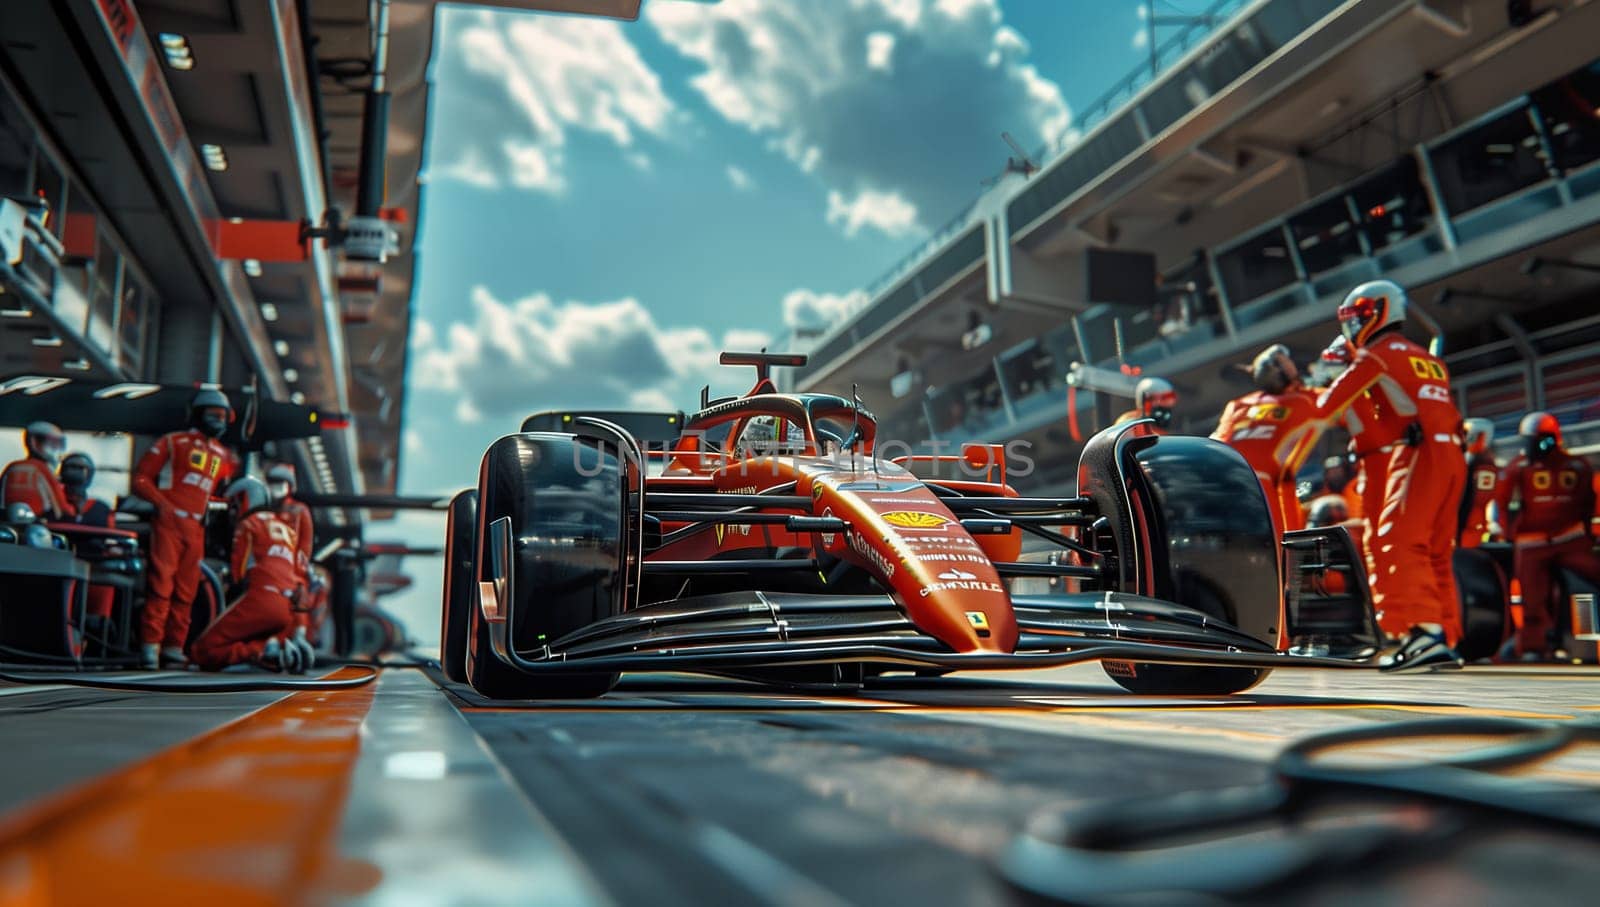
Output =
[
  {"x1": 502, "y1": 140, "x2": 563, "y2": 193},
  {"x1": 726, "y1": 165, "x2": 754, "y2": 191},
  {"x1": 430, "y1": 9, "x2": 675, "y2": 192},
  {"x1": 411, "y1": 286, "x2": 773, "y2": 423},
  {"x1": 647, "y1": 0, "x2": 1070, "y2": 229},
  {"x1": 826, "y1": 188, "x2": 920, "y2": 238},
  {"x1": 781, "y1": 288, "x2": 870, "y2": 332},
  {"x1": 865, "y1": 32, "x2": 896, "y2": 72},
  {"x1": 431, "y1": 147, "x2": 501, "y2": 190}
]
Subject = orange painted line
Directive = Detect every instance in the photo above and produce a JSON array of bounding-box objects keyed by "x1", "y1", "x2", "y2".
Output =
[{"x1": 0, "y1": 668, "x2": 380, "y2": 906}]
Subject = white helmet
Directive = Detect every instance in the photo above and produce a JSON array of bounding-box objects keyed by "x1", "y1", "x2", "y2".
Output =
[
  {"x1": 1250, "y1": 344, "x2": 1299, "y2": 394},
  {"x1": 266, "y1": 463, "x2": 296, "y2": 504},
  {"x1": 1134, "y1": 377, "x2": 1177, "y2": 428},
  {"x1": 23, "y1": 421, "x2": 66, "y2": 468},
  {"x1": 1463, "y1": 418, "x2": 1495, "y2": 455},
  {"x1": 1337, "y1": 279, "x2": 1408, "y2": 347}
]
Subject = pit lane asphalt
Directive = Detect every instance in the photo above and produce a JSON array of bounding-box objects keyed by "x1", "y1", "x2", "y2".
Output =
[{"x1": 450, "y1": 664, "x2": 1600, "y2": 905}]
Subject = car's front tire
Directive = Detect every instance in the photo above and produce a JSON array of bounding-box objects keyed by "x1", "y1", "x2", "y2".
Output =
[{"x1": 463, "y1": 432, "x2": 626, "y2": 700}]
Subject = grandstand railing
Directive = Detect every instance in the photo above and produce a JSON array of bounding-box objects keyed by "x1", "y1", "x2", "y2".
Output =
[{"x1": 856, "y1": 51, "x2": 1600, "y2": 447}]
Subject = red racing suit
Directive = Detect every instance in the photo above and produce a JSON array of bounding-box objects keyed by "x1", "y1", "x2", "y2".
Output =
[
  {"x1": 1458, "y1": 452, "x2": 1500, "y2": 549},
  {"x1": 279, "y1": 495, "x2": 315, "y2": 629},
  {"x1": 1317, "y1": 330, "x2": 1465, "y2": 643},
  {"x1": 1, "y1": 457, "x2": 72, "y2": 520},
  {"x1": 63, "y1": 493, "x2": 118, "y2": 619},
  {"x1": 1212, "y1": 386, "x2": 1323, "y2": 533},
  {"x1": 1494, "y1": 451, "x2": 1600, "y2": 656},
  {"x1": 131, "y1": 430, "x2": 237, "y2": 648},
  {"x1": 191, "y1": 510, "x2": 301, "y2": 670}
]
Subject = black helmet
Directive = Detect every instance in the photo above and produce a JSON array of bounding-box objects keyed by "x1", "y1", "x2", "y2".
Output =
[
  {"x1": 225, "y1": 476, "x2": 272, "y2": 521},
  {"x1": 59, "y1": 452, "x2": 94, "y2": 491},
  {"x1": 189, "y1": 388, "x2": 233, "y2": 438}
]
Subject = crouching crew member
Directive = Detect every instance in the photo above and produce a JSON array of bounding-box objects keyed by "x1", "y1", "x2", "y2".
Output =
[
  {"x1": 191, "y1": 477, "x2": 315, "y2": 673},
  {"x1": 1459, "y1": 419, "x2": 1499, "y2": 549},
  {"x1": 1315, "y1": 280, "x2": 1465, "y2": 653},
  {"x1": 1488, "y1": 413, "x2": 1600, "y2": 660},
  {"x1": 1115, "y1": 377, "x2": 1178, "y2": 433},
  {"x1": 1, "y1": 421, "x2": 72, "y2": 520},
  {"x1": 1212, "y1": 344, "x2": 1323, "y2": 533},
  {"x1": 267, "y1": 463, "x2": 320, "y2": 639},
  {"x1": 131, "y1": 389, "x2": 238, "y2": 669}
]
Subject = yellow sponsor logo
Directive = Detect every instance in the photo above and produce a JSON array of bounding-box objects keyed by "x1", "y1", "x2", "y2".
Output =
[
  {"x1": 965, "y1": 611, "x2": 989, "y2": 630},
  {"x1": 812, "y1": 482, "x2": 825, "y2": 502},
  {"x1": 881, "y1": 510, "x2": 950, "y2": 529},
  {"x1": 715, "y1": 523, "x2": 725, "y2": 546},
  {"x1": 1408, "y1": 356, "x2": 1448, "y2": 380}
]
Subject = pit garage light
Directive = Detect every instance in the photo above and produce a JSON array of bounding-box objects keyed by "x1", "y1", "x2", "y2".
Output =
[
  {"x1": 290, "y1": 392, "x2": 306, "y2": 405},
  {"x1": 200, "y1": 143, "x2": 228, "y2": 172},
  {"x1": 260, "y1": 302, "x2": 278, "y2": 322},
  {"x1": 158, "y1": 33, "x2": 194, "y2": 71},
  {"x1": 274, "y1": 340, "x2": 289, "y2": 356},
  {"x1": 243, "y1": 258, "x2": 262, "y2": 277},
  {"x1": 283, "y1": 368, "x2": 299, "y2": 383}
]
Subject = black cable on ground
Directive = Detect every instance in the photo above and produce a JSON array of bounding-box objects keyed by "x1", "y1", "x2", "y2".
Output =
[
  {"x1": 0, "y1": 665, "x2": 381, "y2": 692},
  {"x1": 997, "y1": 716, "x2": 1600, "y2": 903}
]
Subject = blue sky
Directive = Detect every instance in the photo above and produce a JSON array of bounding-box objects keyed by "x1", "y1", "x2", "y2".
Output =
[{"x1": 384, "y1": 0, "x2": 1210, "y2": 640}]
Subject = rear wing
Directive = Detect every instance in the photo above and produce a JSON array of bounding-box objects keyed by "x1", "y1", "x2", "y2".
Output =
[{"x1": 521, "y1": 409, "x2": 686, "y2": 445}]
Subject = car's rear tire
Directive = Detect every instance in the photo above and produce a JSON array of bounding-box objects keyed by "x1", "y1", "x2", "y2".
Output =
[
  {"x1": 464, "y1": 433, "x2": 626, "y2": 700},
  {"x1": 440, "y1": 490, "x2": 477, "y2": 683}
]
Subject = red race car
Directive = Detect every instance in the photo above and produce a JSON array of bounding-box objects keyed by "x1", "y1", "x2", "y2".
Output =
[{"x1": 440, "y1": 352, "x2": 1443, "y2": 700}]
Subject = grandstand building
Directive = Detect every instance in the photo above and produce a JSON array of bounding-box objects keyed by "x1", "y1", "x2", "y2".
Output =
[
  {"x1": 0, "y1": 0, "x2": 444, "y2": 530},
  {"x1": 789, "y1": 0, "x2": 1600, "y2": 492}
]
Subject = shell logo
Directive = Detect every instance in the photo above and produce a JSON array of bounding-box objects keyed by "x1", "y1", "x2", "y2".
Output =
[{"x1": 880, "y1": 510, "x2": 950, "y2": 529}]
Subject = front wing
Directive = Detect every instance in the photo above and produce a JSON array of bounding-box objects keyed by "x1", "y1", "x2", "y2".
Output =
[{"x1": 478, "y1": 587, "x2": 1437, "y2": 677}]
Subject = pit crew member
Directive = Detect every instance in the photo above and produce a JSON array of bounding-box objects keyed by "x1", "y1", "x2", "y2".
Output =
[
  {"x1": 1, "y1": 421, "x2": 71, "y2": 520},
  {"x1": 131, "y1": 389, "x2": 238, "y2": 669},
  {"x1": 1459, "y1": 418, "x2": 1499, "y2": 549},
  {"x1": 1315, "y1": 279, "x2": 1465, "y2": 652},
  {"x1": 1488, "y1": 413, "x2": 1600, "y2": 660},
  {"x1": 1212, "y1": 344, "x2": 1323, "y2": 533},
  {"x1": 190, "y1": 477, "x2": 313, "y2": 672},
  {"x1": 1114, "y1": 377, "x2": 1177, "y2": 433},
  {"x1": 59, "y1": 452, "x2": 117, "y2": 622}
]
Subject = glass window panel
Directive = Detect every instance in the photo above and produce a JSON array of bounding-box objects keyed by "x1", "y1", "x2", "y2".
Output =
[
  {"x1": 1347, "y1": 157, "x2": 1433, "y2": 252},
  {"x1": 1430, "y1": 103, "x2": 1550, "y2": 215},
  {"x1": 998, "y1": 322, "x2": 1076, "y2": 409},
  {"x1": 1531, "y1": 60, "x2": 1600, "y2": 174},
  {"x1": 1288, "y1": 194, "x2": 1363, "y2": 276},
  {"x1": 1216, "y1": 225, "x2": 1296, "y2": 304},
  {"x1": 87, "y1": 234, "x2": 119, "y2": 355},
  {"x1": 119, "y1": 271, "x2": 150, "y2": 373},
  {"x1": 0, "y1": 83, "x2": 31, "y2": 198},
  {"x1": 30, "y1": 147, "x2": 64, "y2": 239}
]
